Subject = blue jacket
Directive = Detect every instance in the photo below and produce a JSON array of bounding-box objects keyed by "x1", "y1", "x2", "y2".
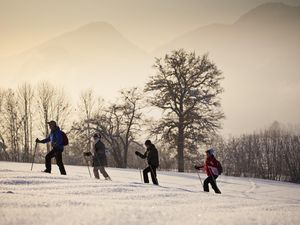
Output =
[{"x1": 40, "y1": 126, "x2": 64, "y2": 152}]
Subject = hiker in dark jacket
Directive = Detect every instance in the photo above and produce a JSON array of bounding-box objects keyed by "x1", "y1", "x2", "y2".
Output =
[
  {"x1": 36, "y1": 120, "x2": 66, "y2": 175},
  {"x1": 135, "y1": 140, "x2": 159, "y2": 185},
  {"x1": 195, "y1": 148, "x2": 221, "y2": 194},
  {"x1": 92, "y1": 133, "x2": 111, "y2": 180}
]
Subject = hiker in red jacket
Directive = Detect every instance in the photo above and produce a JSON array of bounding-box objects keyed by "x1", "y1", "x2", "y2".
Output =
[{"x1": 195, "y1": 149, "x2": 221, "y2": 194}]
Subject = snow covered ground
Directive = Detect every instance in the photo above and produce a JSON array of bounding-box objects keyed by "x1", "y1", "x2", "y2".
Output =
[{"x1": 0, "y1": 161, "x2": 300, "y2": 225}]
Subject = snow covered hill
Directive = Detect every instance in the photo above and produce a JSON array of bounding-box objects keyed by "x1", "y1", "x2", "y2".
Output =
[{"x1": 0, "y1": 161, "x2": 299, "y2": 225}]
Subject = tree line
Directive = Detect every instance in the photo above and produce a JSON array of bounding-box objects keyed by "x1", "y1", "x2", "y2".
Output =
[{"x1": 212, "y1": 122, "x2": 300, "y2": 183}]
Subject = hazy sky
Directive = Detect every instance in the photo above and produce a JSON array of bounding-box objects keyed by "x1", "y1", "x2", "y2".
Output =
[
  {"x1": 1, "y1": 0, "x2": 300, "y2": 136},
  {"x1": 1, "y1": 0, "x2": 300, "y2": 57}
]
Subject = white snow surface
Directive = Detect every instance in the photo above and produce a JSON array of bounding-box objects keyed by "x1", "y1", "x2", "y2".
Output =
[{"x1": 0, "y1": 161, "x2": 300, "y2": 225}]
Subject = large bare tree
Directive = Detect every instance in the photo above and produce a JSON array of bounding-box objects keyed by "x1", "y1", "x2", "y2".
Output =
[{"x1": 145, "y1": 49, "x2": 224, "y2": 172}]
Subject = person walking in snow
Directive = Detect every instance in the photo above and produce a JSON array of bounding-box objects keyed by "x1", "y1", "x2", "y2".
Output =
[
  {"x1": 36, "y1": 120, "x2": 67, "y2": 175},
  {"x1": 135, "y1": 140, "x2": 159, "y2": 185},
  {"x1": 88, "y1": 133, "x2": 111, "y2": 180},
  {"x1": 195, "y1": 148, "x2": 221, "y2": 194}
]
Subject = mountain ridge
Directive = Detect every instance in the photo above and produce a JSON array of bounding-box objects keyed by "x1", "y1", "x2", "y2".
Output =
[{"x1": 151, "y1": 2, "x2": 300, "y2": 135}]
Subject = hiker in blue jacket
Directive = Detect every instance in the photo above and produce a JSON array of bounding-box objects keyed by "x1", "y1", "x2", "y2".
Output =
[{"x1": 36, "y1": 120, "x2": 67, "y2": 175}]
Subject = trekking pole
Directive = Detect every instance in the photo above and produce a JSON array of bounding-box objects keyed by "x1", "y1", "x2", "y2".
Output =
[
  {"x1": 30, "y1": 142, "x2": 38, "y2": 171},
  {"x1": 196, "y1": 170, "x2": 203, "y2": 186},
  {"x1": 136, "y1": 155, "x2": 143, "y2": 182},
  {"x1": 139, "y1": 167, "x2": 143, "y2": 182},
  {"x1": 83, "y1": 155, "x2": 92, "y2": 178}
]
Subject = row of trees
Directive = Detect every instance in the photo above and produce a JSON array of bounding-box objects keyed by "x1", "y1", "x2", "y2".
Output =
[
  {"x1": 0, "y1": 82, "x2": 71, "y2": 162},
  {"x1": 0, "y1": 84, "x2": 145, "y2": 167},
  {"x1": 213, "y1": 122, "x2": 300, "y2": 183}
]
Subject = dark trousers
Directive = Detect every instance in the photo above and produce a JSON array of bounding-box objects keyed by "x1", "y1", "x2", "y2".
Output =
[
  {"x1": 93, "y1": 166, "x2": 109, "y2": 179},
  {"x1": 203, "y1": 175, "x2": 221, "y2": 193},
  {"x1": 143, "y1": 165, "x2": 158, "y2": 185},
  {"x1": 45, "y1": 149, "x2": 66, "y2": 175}
]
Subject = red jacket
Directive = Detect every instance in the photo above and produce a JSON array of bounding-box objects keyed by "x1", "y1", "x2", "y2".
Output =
[{"x1": 203, "y1": 156, "x2": 220, "y2": 176}]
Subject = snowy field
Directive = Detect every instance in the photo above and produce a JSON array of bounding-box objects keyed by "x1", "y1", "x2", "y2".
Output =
[{"x1": 0, "y1": 161, "x2": 300, "y2": 225}]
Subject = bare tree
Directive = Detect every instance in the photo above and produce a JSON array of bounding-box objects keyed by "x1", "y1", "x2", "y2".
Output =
[
  {"x1": 2, "y1": 89, "x2": 21, "y2": 161},
  {"x1": 88, "y1": 88, "x2": 144, "y2": 168},
  {"x1": 18, "y1": 83, "x2": 34, "y2": 162},
  {"x1": 118, "y1": 88, "x2": 143, "y2": 167},
  {"x1": 0, "y1": 89, "x2": 10, "y2": 160},
  {"x1": 78, "y1": 89, "x2": 96, "y2": 152},
  {"x1": 145, "y1": 49, "x2": 224, "y2": 172},
  {"x1": 36, "y1": 82, "x2": 55, "y2": 153},
  {"x1": 52, "y1": 87, "x2": 72, "y2": 131}
]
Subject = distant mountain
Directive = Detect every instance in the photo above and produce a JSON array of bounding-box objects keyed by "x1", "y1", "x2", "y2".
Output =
[
  {"x1": 235, "y1": 3, "x2": 300, "y2": 26},
  {"x1": 16, "y1": 21, "x2": 149, "y2": 72},
  {"x1": 155, "y1": 3, "x2": 300, "y2": 54},
  {"x1": 35, "y1": 22, "x2": 147, "y2": 60},
  {"x1": 153, "y1": 3, "x2": 300, "y2": 134},
  {"x1": 1, "y1": 22, "x2": 152, "y2": 100}
]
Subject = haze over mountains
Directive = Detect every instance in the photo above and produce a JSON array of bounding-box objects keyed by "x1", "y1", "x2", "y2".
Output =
[
  {"x1": 154, "y1": 3, "x2": 300, "y2": 134},
  {"x1": 2, "y1": 0, "x2": 299, "y2": 57},
  {"x1": 1, "y1": 2, "x2": 299, "y2": 135},
  {"x1": 1, "y1": 22, "x2": 152, "y2": 99}
]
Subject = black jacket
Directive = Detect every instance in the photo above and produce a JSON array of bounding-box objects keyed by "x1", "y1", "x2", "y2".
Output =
[
  {"x1": 92, "y1": 140, "x2": 107, "y2": 167},
  {"x1": 138, "y1": 144, "x2": 159, "y2": 168}
]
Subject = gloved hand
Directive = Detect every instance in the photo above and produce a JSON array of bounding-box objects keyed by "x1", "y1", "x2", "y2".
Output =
[
  {"x1": 83, "y1": 151, "x2": 92, "y2": 157},
  {"x1": 135, "y1": 151, "x2": 143, "y2": 158},
  {"x1": 35, "y1": 138, "x2": 40, "y2": 143},
  {"x1": 194, "y1": 165, "x2": 201, "y2": 170}
]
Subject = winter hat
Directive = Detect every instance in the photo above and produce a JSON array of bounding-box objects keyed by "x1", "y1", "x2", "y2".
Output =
[
  {"x1": 145, "y1": 140, "x2": 152, "y2": 146},
  {"x1": 47, "y1": 120, "x2": 57, "y2": 127},
  {"x1": 205, "y1": 148, "x2": 215, "y2": 156},
  {"x1": 93, "y1": 133, "x2": 101, "y2": 138}
]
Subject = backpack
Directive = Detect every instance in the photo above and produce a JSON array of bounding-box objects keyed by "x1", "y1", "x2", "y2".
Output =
[
  {"x1": 216, "y1": 160, "x2": 223, "y2": 175},
  {"x1": 61, "y1": 131, "x2": 69, "y2": 146}
]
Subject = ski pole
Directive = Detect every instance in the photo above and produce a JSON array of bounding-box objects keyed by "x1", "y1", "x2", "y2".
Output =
[
  {"x1": 84, "y1": 155, "x2": 92, "y2": 178},
  {"x1": 139, "y1": 167, "x2": 143, "y2": 182},
  {"x1": 196, "y1": 170, "x2": 203, "y2": 186},
  {"x1": 30, "y1": 142, "x2": 38, "y2": 171},
  {"x1": 136, "y1": 155, "x2": 143, "y2": 182}
]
